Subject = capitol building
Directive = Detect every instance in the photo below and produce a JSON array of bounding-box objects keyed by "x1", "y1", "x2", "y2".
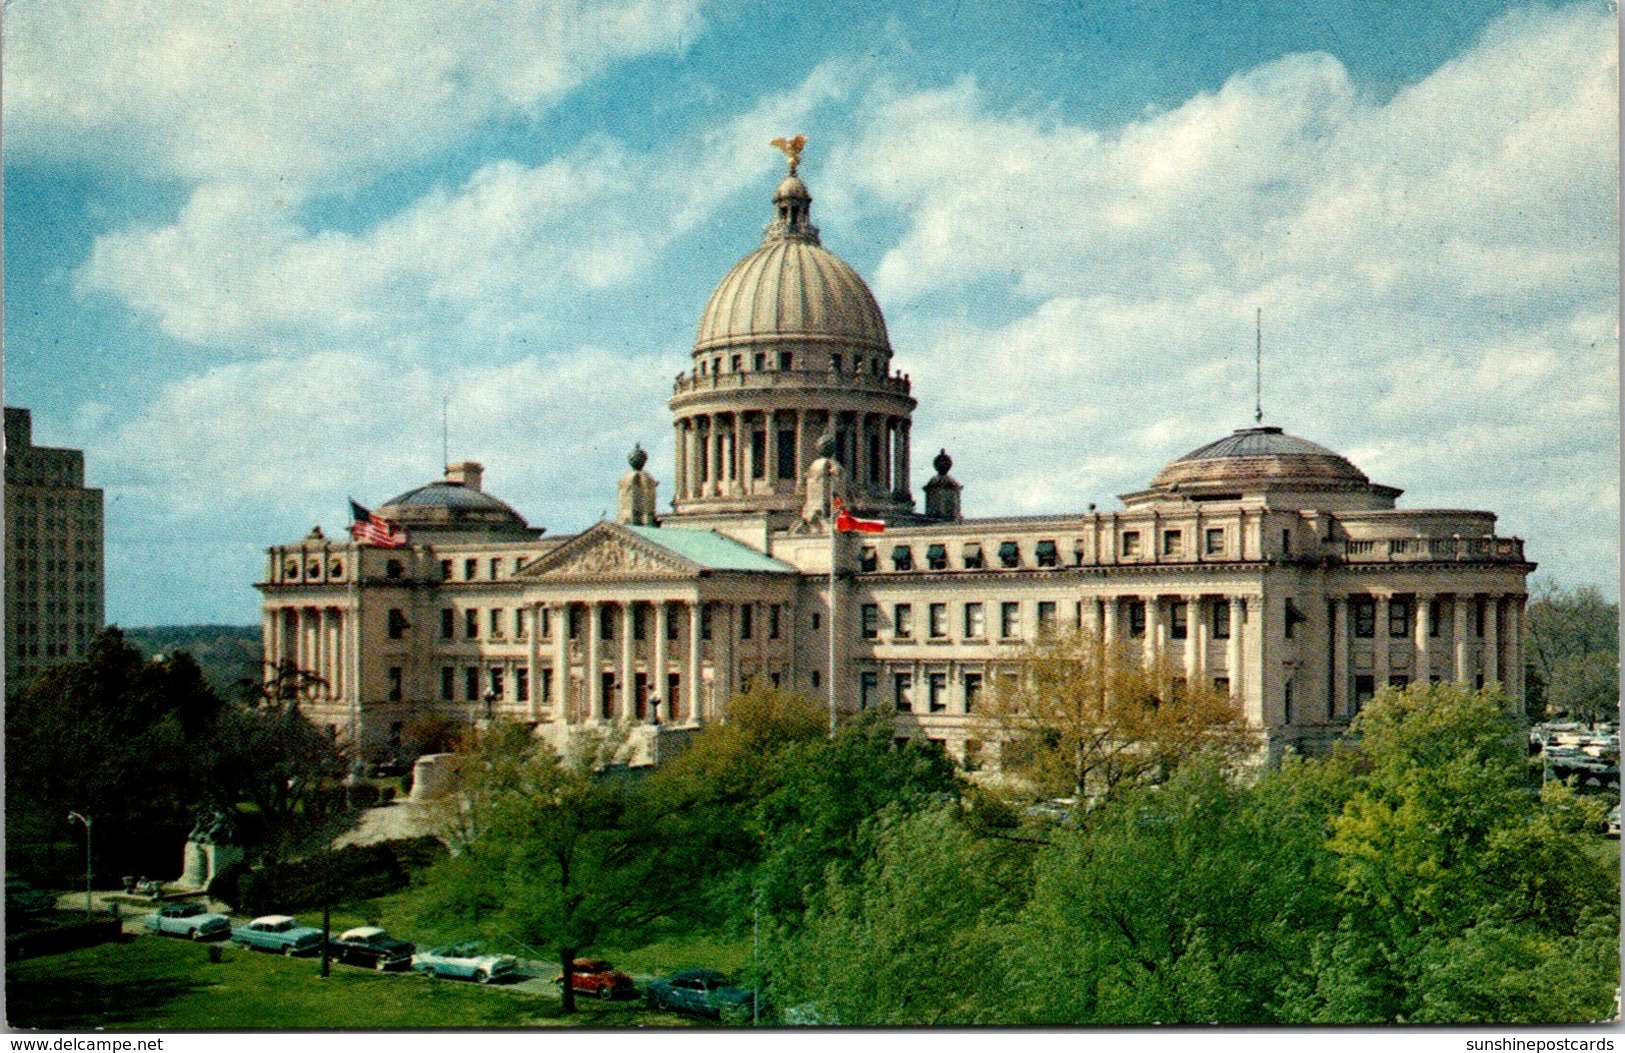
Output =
[{"x1": 257, "y1": 145, "x2": 1535, "y2": 767}]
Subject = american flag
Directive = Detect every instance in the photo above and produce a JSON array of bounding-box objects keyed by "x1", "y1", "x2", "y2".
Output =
[
  {"x1": 349, "y1": 499, "x2": 407, "y2": 548},
  {"x1": 833, "y1": 496, "x2": 885, "y2": 534}
]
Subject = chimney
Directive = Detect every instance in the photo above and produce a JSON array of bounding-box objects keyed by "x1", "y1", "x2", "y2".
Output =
[{"x1": 446, "y1": 461, "x2": 484, "y2": 491}]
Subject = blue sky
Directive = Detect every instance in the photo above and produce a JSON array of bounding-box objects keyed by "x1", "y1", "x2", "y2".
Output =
[{"x1": 4, "y1": 0, "x2": 1617, "y2": 625}]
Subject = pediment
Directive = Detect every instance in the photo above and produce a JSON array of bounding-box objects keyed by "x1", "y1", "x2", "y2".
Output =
[{"x1": 521, "y1": 524, "x2": 697, "y2": 581}]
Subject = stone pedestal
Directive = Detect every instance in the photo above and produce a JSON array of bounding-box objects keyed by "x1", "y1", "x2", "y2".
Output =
[{"x1": 179, "y1": 841, "x2": 244, "y2": 890}]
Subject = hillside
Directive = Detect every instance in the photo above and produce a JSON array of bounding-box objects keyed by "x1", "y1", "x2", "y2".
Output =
[{"x1": 121, "y1": 624, "x2": 261, "y2": 701}]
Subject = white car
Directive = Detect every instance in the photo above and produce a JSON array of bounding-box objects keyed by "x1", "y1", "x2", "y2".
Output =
[
  {"x1": 144, "y1": 901, "x2": 230, "y2": 940},
  {"x1": 411, "y1": 942, "x2": 520, "y2": 983}
]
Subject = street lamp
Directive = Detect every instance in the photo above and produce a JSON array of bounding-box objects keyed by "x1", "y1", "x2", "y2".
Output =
[{"x1": 66, "y1": 811, "x2": 92, "y2": 918}]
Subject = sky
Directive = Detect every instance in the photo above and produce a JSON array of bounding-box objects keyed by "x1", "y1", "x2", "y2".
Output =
[{"x1": 4, "y1": 0, "x2": 1618, "y2": 626}]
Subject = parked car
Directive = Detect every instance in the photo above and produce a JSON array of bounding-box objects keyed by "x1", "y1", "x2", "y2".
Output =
[
  {"x1": 411, "y1": 942, "x2": 520, "y2": 983},
  {"x1": 328, "y1": 926, "x2": 415, "y2": 971},
  {"x1": 644, "y1": 967, "x2": 758, "y2": 1020},
  {"x1": 229, "y1": 914, "x2": 324, "y2": 956},
  {"x1": 553, "y1": 957, "x2": 635, "y2": 999},
  {"x1": 5, "y1": 879, "x2": 55, "y2": 916},
  {"x1": 144, "y1": 901, "x2": 230, "y2": 940}
]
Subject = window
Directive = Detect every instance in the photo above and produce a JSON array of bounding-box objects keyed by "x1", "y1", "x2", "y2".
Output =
[
  {"x1": 998, "y1": 541, "x2": 1021, "y2": 568},
  {"x1": 388, "y1": 667, "x2": 403, "y2": 702},
  {"x1": 1000, "y1": 601, "x2": 1022, "y2": 639},
  {"x1": 465, "y1": 608, "x2": 479, "y2": 639},
  {"x1": 1127, "y1": 599, "x2": 1146, "y2": 637},
  {"x1": 1428, "y1": 598, "x2": 1441, "y2": 637},
  {"x1": 731, "y1": 354, "x2": 742, "y2": 372},
  {"x1": 1204, "y1": 528, "x2": 1225, "y2": 556},
  {"x1": 964, "y1": 602, "x2": 985, "y2": 639},
  {"x1": 440, "y1": 667, "x2": 455, "y2": 701},
  {"x1": 751, "y1": 431, "x2": 766, "y2": 478},
  {"x1": 1389, "y1": 598, "x2": 1412, "y2": 638},
  {"x1": 861, "y1": 604, "x2": 879, "y2": 639},
  {"x1": 1169, "y1": 601, "x2": 1188, "y2": 640},
  {"x1": 860, "y1": 671, "x2": 878, "y2": 709},
  {"x1": 891, "y1": 545, "x2": 914, "y2": 571},
  {"x1": 1283, "y1": 681, "x2": 1293, "y2": 723},
  {"x1": 893, "y1": 672, "x2": 912, "y2": 712},
  {"x1": 963, "y1": 672, "x2": 983, "y2": 712},
  {"x1": 832, "y1": 353, "x2": 843, "y2": 372},
  {"x1": 1388, "y1": 675, "x2": 1409, "y2": 689},
  {"x1": 737, "y1": 604, "x2": 752, "y2": 640},
  {"x1": 464, "y1": 558, "x2": 477, "y2": 580},
  {"x1": 929, "y1": 602, "x2": 948, "y2": 639},
  {"x1": 489, "y1": 667, "x2": 505, "y2": 699},
  {"x1": 1213, "y1": 676, "x2": 1230, "y2": 694},
  {"x1": 489, "y1": 608, "x2": 503, "y2": 637},
  {"x1": 1037, "y1": 601, "x2": 1057, "y2": 637},
  {"x1": 926, "y1": 543, "x2": 948, "y2": 570},
  {"x1": 1035, "y1": 540, "x2": 1059, "y2": 568},
  {"x1": 929, "y1": 672, "x2": 947, "y2": 712},
  {"x1": 464, "y1": 667, "x2": 480, "y2": 702},
  {"x1": 489, "y1": 558, "x2": 501, "y2": 579},
  {"x1": 387, "y1": 608, "x2": 408, "y2": 640},
  {"x1": 1212, "y1": 602, "x2": 1231, "y2": 640},
  {"x1": 779, "y1": 351, "x2": 793, "y2": 370},
  {"x1": 701, "y1": 605, "x2": 713, "y2": 641},
  {"x1": 753, "y1": 352, "x2": 765, "y2": 371},
  {"x1": 514, "y1": 608, "x2": 526, "y2": 638},
  {"x1": 962, "y1": 543, "x2": 985, "y2": 569},
  {"x1": 1280, "y1": 528, "x2": 1292, "y2": 555},
  {"x1": 386, "y1": 558, "x2": 405, "y2": 579},
  {"x1": 1474, "y1": 599, "x2": 1486, "y2": 638},
  {"x1": 777, "y1": 430, "x2": 796, "y2": 479},
  {"x1": 861, "y1": 546, "x2": 878, "y2": 572},
  {"x1": 894, "y1": 603, "x2": 913, "y2": 639},
  {"x1": 516, "y1": 668, "x2": 529, "y2": 702},
  {"x1": 1121, "y1": 531, "x2": 1142, "y2": 557},
  {"x1": 600, "y1": 604, "x2": 616, "y2": 640},
  {"x1": 1162, "y1": 530, "x2": 1183, "y2": 557},
  {"x1": 1353, "y1": 674, "x2": 1375, "y2": 711},
  {"x1": 1285, "y1": 598, "x2": 1303, "y2": 639},
  {"x1": 1352, "y1": 598, "x2": 1376, "y2": 638},
  {"x1": 440, "y1": 560, "x2": 453, "y2": 580},
  {"x1": 440, "y1": 608, "x2": 454, "y2": 639},
  {"x1": 769, "y1": 604, "x2": 781, "y2": 639}
]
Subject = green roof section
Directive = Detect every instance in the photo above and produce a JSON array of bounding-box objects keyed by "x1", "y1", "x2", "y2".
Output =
[{"x1": 625, "y1": 525, "x2": 797, "y2": 574}]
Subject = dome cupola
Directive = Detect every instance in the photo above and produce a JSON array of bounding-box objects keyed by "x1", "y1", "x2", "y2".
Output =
[{"x1": 1125, "y1": 425, "x2": 1402, "y2": 510}]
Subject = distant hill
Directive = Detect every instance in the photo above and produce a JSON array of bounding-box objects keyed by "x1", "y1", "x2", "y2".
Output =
[{"x1": 122, "y1": 624, "x2": 262, "y2": 701}]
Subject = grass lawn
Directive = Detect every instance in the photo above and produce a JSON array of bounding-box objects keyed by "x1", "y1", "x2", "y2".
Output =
[{"x1": 6, "y1": 936, "x2": 703, "y2": 1030}]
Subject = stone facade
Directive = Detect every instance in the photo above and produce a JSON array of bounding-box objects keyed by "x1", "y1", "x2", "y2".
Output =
[
  {"x1": 6, "y1": 406, "x2": 105, "y2": 689},
  {"x1": 257, "y1": 152, "x2": 1533, "y2": 765}
]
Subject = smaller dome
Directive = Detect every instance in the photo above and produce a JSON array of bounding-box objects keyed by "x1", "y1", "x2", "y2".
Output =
[
  {"x1": 378, "y1": 467, "x2": 536, "y2": 539},
  {"x1": 775, "y1": 174, "x2": 810, "y2": 201},
  {"x1": 1150, "y1": 426, "x2": 1370, "y2": 491}
]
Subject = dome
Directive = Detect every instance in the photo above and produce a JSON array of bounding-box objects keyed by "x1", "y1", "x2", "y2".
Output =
[
  {"x1": 1149, "y1": 426, "x2": 1371, "y2": 491},
  {"x1": 695, "y1": 239, "x2": 890, "y2": 353},
  {"x1": 377, "y1": 462, "x2": 536, "y2": 537}
]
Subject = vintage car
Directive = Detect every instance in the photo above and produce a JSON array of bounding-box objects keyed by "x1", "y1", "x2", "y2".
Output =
[
  {"x1": 143, "y1": 901, "x2": 230, "y2": 940},
  {"x1": 411, "y1": 942, "x2": 520, "y2": 983},
  {"x1": 644, "y1": 967, "x2": 757, "y2": 1020},
  {"x1": 229, "y1": 914, "x2": 324, "y2": 955},
  {"x1": 553, "y1": 957, "x2": 636, "y2": 999},
  {"x1": 328, "y1": 926, "x2": 416, "y2": 970}
]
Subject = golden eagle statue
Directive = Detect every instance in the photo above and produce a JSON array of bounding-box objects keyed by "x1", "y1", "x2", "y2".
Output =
[{"x1": 770, "y1": 135, "x2": 807, "y2": 175}]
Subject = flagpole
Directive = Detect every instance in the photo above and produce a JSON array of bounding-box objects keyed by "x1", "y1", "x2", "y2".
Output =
[{"x1": 827, "y1": 463, "x2": 837, "y2": 739}]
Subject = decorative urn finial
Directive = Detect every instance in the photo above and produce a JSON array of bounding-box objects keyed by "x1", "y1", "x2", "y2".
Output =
[
  {"x1": 628, "y1": 443, "x2": 648, "y2": 471},
  {"x1": 933, "y1": 448, "x2": 953, "y2": 476}
]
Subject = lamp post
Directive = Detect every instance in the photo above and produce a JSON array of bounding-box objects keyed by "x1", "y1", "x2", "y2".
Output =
[{"x1": 66, "y1": 811, "x2": 92, "y2": 918}]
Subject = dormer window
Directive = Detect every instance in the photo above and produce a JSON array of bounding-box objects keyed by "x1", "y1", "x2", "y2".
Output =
[
  {"x1": 998, "y1": 542, "x2": 1021, "y2": 569},
  {"x1": 861, "y1": 546, "x2": 878, "y2": 572},
  {"x1": 1035, "y1": 540, "x2": 1058, "y2": 568},
  {"x1": 962, "y1": 543, "x2": 985, "y2": 570},
  {"x1": 926, "y1": 543, "x2": 948, "y2": 570},
  {"x1": 892, "y1": 545, "x2": 914, "y2": 571}
]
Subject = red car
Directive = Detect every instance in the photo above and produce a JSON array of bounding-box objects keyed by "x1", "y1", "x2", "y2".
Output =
[{"x1": 553, "y1": 958, "x2": 636, "y2": 999}]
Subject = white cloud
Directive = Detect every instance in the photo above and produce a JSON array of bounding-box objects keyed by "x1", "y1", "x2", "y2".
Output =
[
  {"x1": 73, "y1": 62, "x2": 857, "y2": 355},
  {"x1": 838, "y1": 5, "x2": 1617, "y2": 588},
  {"x1": 3, "y1": 0, "x2": 705, "y2": 192}
]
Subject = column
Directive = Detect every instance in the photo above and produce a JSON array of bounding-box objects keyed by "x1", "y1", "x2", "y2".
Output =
[
  {"x1": 733, "y1": 414, "x2": 746, "y2": 496},
  {"x1": 553, "y1": 603, "x2": 570, "y2": 723},
  {"x1": 1189, "y1": 596, "x2": 1207, "y2": 682},
  {"x1": 1228, "y1": 596, "x2": 1246, "y2": 702},
  {"x1": 1484, "y1": 594, "x2": 1500, "y2": 685},
  {"x1": 1144, "y1": 595, "x2": 1162, "y2": 670},
  {"x1": 1509, "y1": 596, "x2": 1526, "y2": 712},
  {"x1": 294, "y1": 609, "x2": 309, "y2": 692},
  {"x1": 794, "y1": 411, "x2": 808, "y2": 483},
  {"x1": 329, "y1": 608, "x2": 343, "y2": 701},
  {"x1": 687, "y1": 601, "x2": 704, "y2": 725},
  {"x1": 703, "y1": 417, "x2": 717, "y2": 497},
  {"x1": 718, "y1": 604, "x2": 736, "y2": 717},
  {"x1": 1081, "y1": 596, "x2": 1102, "y2": 641},
  {"x1": 897, "y1": 421, "x2": 911, "y2": 496},
  {"x1": 1452, "y1": 595, "x2": 1468, "y2": 682},
  {"x1": 1414, "y1": 593, "x2": 1431, "y2": 682},
  {"x1": 1102, "y1": 596, "x2": 1118, "y2": 647},
  {"x1": 1374, "y1": 595, "x2": 1390, "y2": 690},
  {"x1": 673, "y1": 421, "x2": 687, "y2": 500},
  {"x1": 620, "y1": 603, "x2": 636, "y2": 723},
  {"x1": 653, "y1": 602, "x2": 669, "y2": 722},
  {"x1": 1329, "y1": 596, "x2": 1347, "y2": 718},
  {"x1": 527, "y1": 603, "x2": 542, "y2": 721},
  {"x1": 263, "y1": 610, "x2": 277, "y2": 683},
  {"x1": 686, "y1": 420, "x2": 700, "y2": 499},
  {"x1": 586, "y1": 602, "x2": 603, "y2": 723}
]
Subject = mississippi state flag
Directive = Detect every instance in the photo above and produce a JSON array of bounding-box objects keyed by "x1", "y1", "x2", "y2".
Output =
[
  {"x1": 349, "y1": 499, "x2": 408, "y2": 548},
  {"x1": 833, "y1": 496, "x2": 885, "y2": 534}
]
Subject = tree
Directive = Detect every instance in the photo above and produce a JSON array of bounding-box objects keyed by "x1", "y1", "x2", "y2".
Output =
[
  {"x1": 411, "y1": 724, "x2": 691, "y2": 1014},
  {"x1": 1525, "y1": 582, "x2": 1618, "y2": 724},
  {"x1": 768, "y1": 802, "x2": 1022, "y2": 1025},
  {"x1": 974, "y1": 630, "x2": 1253, "y2": 804},
  {"x1": 753, "y1": 709, "x2": 963, "y2": 924}
]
